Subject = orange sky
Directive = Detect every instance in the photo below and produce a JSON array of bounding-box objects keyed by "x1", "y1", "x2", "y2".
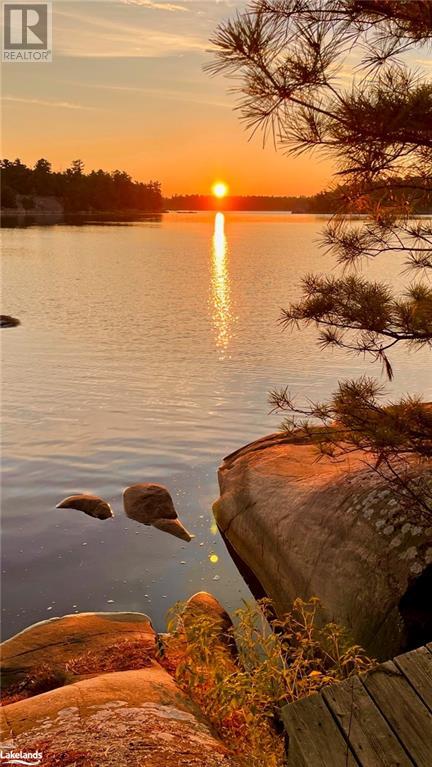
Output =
[{"x1": 2, "y1": 0, "x2": 335, "y2": 196}]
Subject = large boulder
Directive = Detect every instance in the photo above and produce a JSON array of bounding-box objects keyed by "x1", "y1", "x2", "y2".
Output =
[
  {"x1": 214, "y1": 433, "x2": 432, "y2": 660},
  {"x1": 0, "y1": 667, "x2": 234, "y2": 766}
]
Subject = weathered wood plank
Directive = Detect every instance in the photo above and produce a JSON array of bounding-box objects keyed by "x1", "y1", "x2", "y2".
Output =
[
  {"x1": 322, "y1": 677, "x2": 414, "y2": 767},
  {"x1": 282, "y1": 693, "x2": 359, "y2": 767},
  {"x1": 363, "y1": 660, "x2": 432, "y2": 767},
  {"x1": 393, "y1": 646, "x2": 432, "y2": 712}
]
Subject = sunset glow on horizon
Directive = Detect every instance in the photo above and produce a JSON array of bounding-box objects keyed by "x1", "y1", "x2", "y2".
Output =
[
  {"x1": 1, "y1": 2, "x2": 335, "y2": 196},
  {"x1": 212, "y1": 182, "x2": 229, "y2": 199}
]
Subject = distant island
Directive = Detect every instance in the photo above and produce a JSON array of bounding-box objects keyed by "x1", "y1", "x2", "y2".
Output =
[
  {"x1": 165, "y1": 191, "x2": 338, "y2": 213},
  {"x1": 166, "y1": 187, "x2": 432, "y2": 214}
]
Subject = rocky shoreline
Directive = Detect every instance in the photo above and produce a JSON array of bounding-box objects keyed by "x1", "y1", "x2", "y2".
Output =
[{"x1": 0, "y1": 596, "x2": 236, "y2": 766}]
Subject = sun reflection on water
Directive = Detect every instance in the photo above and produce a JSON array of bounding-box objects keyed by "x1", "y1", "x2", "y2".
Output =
[{"x1": 211, "y1": 212, "x2": 232, "y2": 352}]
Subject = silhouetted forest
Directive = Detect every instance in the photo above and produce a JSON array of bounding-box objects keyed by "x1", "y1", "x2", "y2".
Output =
[
  {"x1": 165, "y1": 192, "x2": 336, "y2": 212},
  {"x1": 166, "y1": 186, "x2": 432, "y2": 214},
  {"x1": 1, "y1": 158, "x2": 163, "y2": 213}
]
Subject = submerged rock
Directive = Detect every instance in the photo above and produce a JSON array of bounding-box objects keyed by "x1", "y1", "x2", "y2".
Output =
[
  {"x1": 0, "y1": 315, "x2": 20, "y2": 328},
  {"x1": 215, "y1": 432, "x2": 432, "y2": 660},
  {"x1": 56, "y1": 493, "x2": 114, "y2": 520},
  {"x1": 152, "y1": 518, "x2": 193, "y2": 541},
  {"x1": 123, "y1": 483, "x2": 194, "y2": 542}
]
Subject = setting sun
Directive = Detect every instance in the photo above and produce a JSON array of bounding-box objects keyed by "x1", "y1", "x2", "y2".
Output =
[{"x1": 212, "y1": 181, "x2": 228, "y2": 199}]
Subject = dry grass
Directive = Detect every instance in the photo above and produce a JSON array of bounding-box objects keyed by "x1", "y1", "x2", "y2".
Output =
[
  {"x1": 65, "y1": 639, "x2": 154, "y2": 674},
  {"x1": 1, "y1": 664, "x2": 69, "y2": 706},
  {"x1": 1, "y1": 639, "x2": 154, "y2": 706},
  {"x1": 167, "y1": 597, "x2": 376, "y2": 767}
]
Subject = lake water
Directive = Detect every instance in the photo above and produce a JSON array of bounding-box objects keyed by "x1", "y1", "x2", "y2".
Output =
[{"x1": 2, "y1": 212, "x2": 431, "y2": 639}]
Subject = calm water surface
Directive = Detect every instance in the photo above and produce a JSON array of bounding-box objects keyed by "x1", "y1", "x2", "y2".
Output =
[{"x1": 2, "y1": 212, "x2": 431, "y2": 638}]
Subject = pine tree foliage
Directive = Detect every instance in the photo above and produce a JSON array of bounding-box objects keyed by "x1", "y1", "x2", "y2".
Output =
[{"x1": 210, "y1": 0, "x2": 432, "y2": 518}]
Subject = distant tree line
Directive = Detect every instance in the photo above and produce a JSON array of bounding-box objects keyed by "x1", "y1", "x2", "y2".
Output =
[
  {"x1": 166, "y1": 186, "x2": 432, "y2": 214},
  {"x1": 166, "y1": 191, "x2": 338, "y2": 212},
  {"x1": 1, "y1": 158, "x2": 163, "y2": 213}
]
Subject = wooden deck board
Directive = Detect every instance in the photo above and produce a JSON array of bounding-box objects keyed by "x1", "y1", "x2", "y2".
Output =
[
  {"x1": 393, "y1": 646, "x2": 432, "y2": 711},
  {"x1": 282, "y1": 693, "x2": 358, "y2": 766},
  {"x1": 283, "y1": 645, "x2": 432, "y2": 767},
  {"x1": 322, "y1": 676, "x2": 414, "y2": 767},
  {"x1": 363, "y1": 660, "x2": 432, "y2": 767}
]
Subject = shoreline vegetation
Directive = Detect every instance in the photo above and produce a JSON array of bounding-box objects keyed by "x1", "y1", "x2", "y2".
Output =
[
  {"x1": 1, "y1": 158, "x2": 163, "y2": 216},
  {"x1": 3, "y1": 158, "x2": 431, "y2": 217}
]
